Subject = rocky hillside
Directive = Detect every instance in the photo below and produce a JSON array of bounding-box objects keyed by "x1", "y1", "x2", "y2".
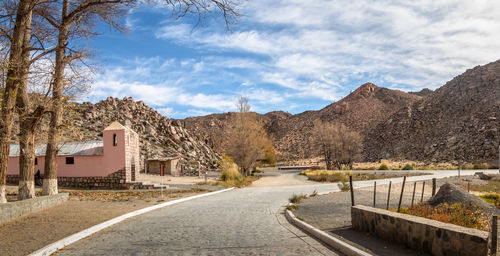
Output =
[
  {"x1": 183, "y1": 83, "x2": 423, "y2": 160},
  {"x1": 364, "y1": 60, "x2": 500, "y2": 162},
  {"x1": 68, "y1": 97, "x2": 220, "y2": 170}
]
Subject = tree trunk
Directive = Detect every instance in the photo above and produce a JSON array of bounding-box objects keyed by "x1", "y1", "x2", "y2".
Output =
[
  {"x1": 17, "y1": 108, "x2": 44, "y2": 200},
  {"x1": 42, "y1": 0, "x2": 69, "y2": 196},
  {"x1": 0, "y1": 0, "x2": 34, "y2": 203},
  {"x1": 16, "y1": 5, "x2": 40, "y2": 200}
]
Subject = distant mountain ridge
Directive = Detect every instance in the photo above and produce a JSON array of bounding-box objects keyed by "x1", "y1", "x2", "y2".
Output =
[
  {"x1": 364, "y1": 59, "x2": 500, "y2": 162},
  {"x1": 183, "y1": 82, "x2": 424, "y2": 160},
  {"x1": 182, "y1": 59, "x2": 500, "y2": 163}
]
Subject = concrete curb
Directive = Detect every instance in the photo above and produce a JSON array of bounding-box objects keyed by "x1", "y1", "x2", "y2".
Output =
[
  {"x1": 29, "y1": 187, "x2": 235, "y2": 256},
  {"x1": 285, "y1": 209, "x2": 373, "y2": 256}
]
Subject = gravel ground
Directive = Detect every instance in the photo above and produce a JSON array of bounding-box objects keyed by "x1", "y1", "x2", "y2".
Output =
[{"x1": 293, "y1": 175, "x2": 489, "y2": 256}]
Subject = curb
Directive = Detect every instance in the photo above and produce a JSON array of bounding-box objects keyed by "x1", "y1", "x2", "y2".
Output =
[
  {"x1": 29, "y1": 187, "x2": 235, "y2": 256},
  {"x1": 285, "y1": 209, "x2": 373, "y2": 256}
]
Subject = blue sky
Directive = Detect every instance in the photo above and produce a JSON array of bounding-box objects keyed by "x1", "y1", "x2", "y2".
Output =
[{"x1": 83, "y1": 0, "x2": 500, "y2": 118}]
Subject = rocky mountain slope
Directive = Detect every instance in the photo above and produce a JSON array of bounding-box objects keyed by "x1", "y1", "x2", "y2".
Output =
[
  {"x1": 67, "y1": 97, "x2": 220, "y2": 170},
  {"x1": 183, "y1": 83, "x2": 423, "y2": 160},
  {"x1": 364, "y1": 60, "x2": 500, "y2": 162}
]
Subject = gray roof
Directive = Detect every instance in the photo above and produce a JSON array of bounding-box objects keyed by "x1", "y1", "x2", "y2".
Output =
[{"x1": 9, "y1": 141, "x2": 103, "y2": 157}]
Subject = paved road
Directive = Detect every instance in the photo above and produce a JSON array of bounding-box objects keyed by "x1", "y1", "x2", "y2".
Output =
[{"x1": 55, "y1": 169, "x2": 498, "y2": 255}]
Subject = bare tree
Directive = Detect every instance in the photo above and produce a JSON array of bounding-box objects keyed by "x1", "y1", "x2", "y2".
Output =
[
  {"x1": 223, "y1": 97, "x2": 272, "y2": 176},
  {"x1": 38, "y1": 0, "x2": 241, "y2": 195},
  {"x1": 0, "y1": 0, "x2": 37, "y2": 203},
  {"x1": 236, "y1": 95, "x2": 250, "y2": 113},
  {"x1": 313, "y1": 120, "x2": 362, "y2": 170}
]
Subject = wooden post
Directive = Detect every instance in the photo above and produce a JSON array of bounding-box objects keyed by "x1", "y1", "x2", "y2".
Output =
[
  {"x1": 373, "y1": 181, "x2": 376, "y2": 208},
  {"x1": 411, "y1": 181, "x2": 416, "y2": 208},
  {"x1": 468, "y1": 181, "x2": 470, "y2": 193},
  {"x1": 397, "y1": 176, "x2": 407, "y2": 212},
  {"x1": 432, "y1": 178, "x2": 437, "y2": 196},
  {"x1": 349, "y1": 176, "x2": 354, "y2": 206},
  {"x1": 421, "y1": 181, "x2": 425, "y2": 202},
  {"x1": 491, "y1": 215, "x2": 498, "y2": 256},
  {"x1": 458, "y1": 161, "x2": 461, "y2": 179},
  {"x1": 386, "y1": 181, "x2": 392, "y2": 210}
]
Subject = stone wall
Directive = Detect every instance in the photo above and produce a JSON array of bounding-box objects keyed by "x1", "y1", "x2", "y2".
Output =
[
  {"x1": 6, "y1": 170, "x2": 154, "y2": 190},
  {"x1": 0, "y1": 193, "x2": 69, "y2": 224},
  {"x1": 351, "y1": 205, "x2": 489, "y2": 256}
]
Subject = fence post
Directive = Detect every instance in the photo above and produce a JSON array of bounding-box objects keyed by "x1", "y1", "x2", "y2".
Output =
[
  {"x1": 421, "y1": 181, "x2": 425, "y2": 202},
  {"x1": 397, "y1": 176, "x2": 406, "y2": 212},
  {"x1": 411, "y1": 181, "x2": 416, "y2": 208},
  {"x1": 349, "y1": 176, "x2": 354, "y2": 206},
  {"x1": 373, "y1": 181, "x2": 376, "y2": 208},
  {"x1": 468, "y1": 181, "x2": 470, "y2": 193},
  {"x1": 491, "y1": 215, "x2": 498, "y2": 256},
  {"x1": 432, "y1": 178, "x2": 437, "y2": 196},
  {"x1": 386, "y1": 181, "x2": 392, "y2": 210}
]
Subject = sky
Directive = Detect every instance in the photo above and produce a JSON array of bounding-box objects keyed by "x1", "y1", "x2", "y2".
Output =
[{"x1": 83, "y1": 0, "x2": 500, "y2": 118}]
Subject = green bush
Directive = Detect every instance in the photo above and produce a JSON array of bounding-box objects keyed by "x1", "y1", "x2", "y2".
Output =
[
  {"x1": 402, "y1": 163, "x2": 415, "y2": 170},
  {"x1": 338, "y1": 180, "x2": 350, "y2": 191},
  {"x1": 378, "y1": 163, "x2": 390, "y2": 170},
  {"x1": 289, "y1": 194, "x2": 307, "y2": 204}
]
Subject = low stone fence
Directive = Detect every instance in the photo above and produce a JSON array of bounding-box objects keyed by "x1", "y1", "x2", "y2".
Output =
[
  {"x1": 0, "y1": 193, "x2": 69, "y2": 224},
  {"x1": 351, "y1": 205, "x2": 489, "y2": 256},
  {"x1": 7, "y1": 170, "x2": 155, "y2": 190}
]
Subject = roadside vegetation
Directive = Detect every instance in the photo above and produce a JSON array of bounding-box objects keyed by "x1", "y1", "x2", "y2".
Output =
[
  {"x1": 212, "y1": 154, "x2": 259, "y2": 188},
  {"x1": 287, "y1": 193, "x2": 308, "y2": 210},
  {"x1": 395, "y1": 203, "x2": 489, "y2": 231},
  {"x1": 467, "y1": 178, "x2": 500, "y2": 193},
  {"x1": 299, "y1": 169, "x2": 426, "y2": 183},
  {"x1": 353, "y1": 159, "x2": 498, "y2": 171}
]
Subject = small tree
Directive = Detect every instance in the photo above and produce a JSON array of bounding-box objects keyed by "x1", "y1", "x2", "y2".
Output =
[
  {"x1": 223, "y1": 96, "x2": 273, "y2": 176},
  {"x1": 313, "y1": 120, "x2": 362, "y2": 170}
]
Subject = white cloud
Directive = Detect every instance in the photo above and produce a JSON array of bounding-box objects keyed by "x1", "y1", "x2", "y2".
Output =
[
  {"x1": 155, "y1": 0, "x2": 500, "y2": 91},
  {"x1": 91, "y1": 0, "x2": 500, "y2": 117}
]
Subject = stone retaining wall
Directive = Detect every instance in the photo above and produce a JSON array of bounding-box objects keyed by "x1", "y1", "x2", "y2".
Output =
[
  {"x1": 351, "y1": 205, "x2": 489, "y2": 256},
  {"x1": 6, "y1": 169, "x2": 154, "y2": 190},
  {"x1": 0, "y1": 193, "x2": 69, "y2": 224}
]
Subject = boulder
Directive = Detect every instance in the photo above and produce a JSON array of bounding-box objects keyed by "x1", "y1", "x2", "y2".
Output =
[{"x1": 426, "y1": 183, "x2": 500, "y2": 215}]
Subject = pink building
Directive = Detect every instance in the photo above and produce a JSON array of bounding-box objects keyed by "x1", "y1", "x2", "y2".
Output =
[{"x1": 8, "y1": 121, "x2": 140, "y2": 182}]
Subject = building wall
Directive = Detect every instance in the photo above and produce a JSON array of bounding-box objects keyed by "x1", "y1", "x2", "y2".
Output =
[
  {"x1": 123, "y1": 128, "x2": 140, "y2": 181},
  {"x1": 103, "y1": 129, "x2": 128, "y2": 180},
  {"x1": 7, "y1": 124, "x2": 136, "y2": 178},
  {"x1": 167, "y1": 159, "x2": 180, "y2": 177},
  {"x1": 7, "y1": 155, "x2": 106, "y2": 177}
]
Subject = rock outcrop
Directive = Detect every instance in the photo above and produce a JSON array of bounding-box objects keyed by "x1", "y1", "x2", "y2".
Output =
[
  {"x1": 68, "y1": 97, "x2": 220, "y2": 171},
  {"x1": 183, "y1": 83, "x2": 422, "y2": 160},
  {"x1": 364, "y1": 59, "x2": 500, "y2": 162}
]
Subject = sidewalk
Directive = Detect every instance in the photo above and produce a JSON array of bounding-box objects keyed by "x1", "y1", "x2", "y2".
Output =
[{"x1": 292, "y1": 176, "x2": 473, "y2": 255}]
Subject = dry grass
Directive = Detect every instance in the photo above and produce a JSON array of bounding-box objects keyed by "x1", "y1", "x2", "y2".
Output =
[
  {"x1": 299, "y1": 169, "x2": 425, "y2": 183},
  {"x1": 468, "y1": 180, "x2": 500, "y2": 194},
  {"x1": 289, "y1": 193, "x2": 307, "y2": 204},
  {"x1": 396, "y1": 203, "x2": 489, "y2": 231},
  {"x1": 354, "y1": 160, "x2": 498, "y2": 171},
  {"x1": 60, "y1": 188, "x2": 207, "y2": 201}
]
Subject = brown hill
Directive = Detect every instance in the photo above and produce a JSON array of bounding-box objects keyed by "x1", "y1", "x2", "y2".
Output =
[
  {"x1": 364, "y1": 59, "x2": 500, "y2": 162},
  {"x1": 19, "y1": 97, "x2": 221, "y2": 171},
  {"x1": 182, "y1": 83, "x2": 422, "y2": 160}
]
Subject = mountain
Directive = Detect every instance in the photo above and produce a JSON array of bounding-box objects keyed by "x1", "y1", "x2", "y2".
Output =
[
  {"x1": 65, "y1": 97, "x2": 220, "y2": 171},
  {"x1": 364, "y1": 60, "x2": 500, "y2": 162},
  {"x1": 182, "y1": 83, "x2": 423, "y2": 160}
]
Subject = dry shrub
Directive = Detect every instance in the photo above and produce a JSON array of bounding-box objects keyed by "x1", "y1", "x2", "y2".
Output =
[
  {"x1": 398, "y1": 203, "x2": 489, "y2": 231},
  {"x1": 218, "y1": 154, "x2": 243, "y2": 182}
]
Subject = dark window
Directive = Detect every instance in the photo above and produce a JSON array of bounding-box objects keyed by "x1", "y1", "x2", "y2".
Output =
[
  {"x1": 66, "y1": 157, "x2": 74, "y2": 165},
  {"x1": 35, "y1": 158, "x2": 38, "y2": 165},
  {"x1": 113, "y1": 134, "x2": 117, "y2": 146}
]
